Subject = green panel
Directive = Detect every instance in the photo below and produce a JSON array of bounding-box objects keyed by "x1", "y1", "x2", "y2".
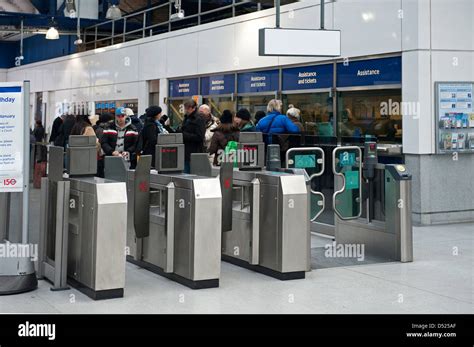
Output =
[{"x1": 344, "y1": 170, "x2": 359, "y2": 190}]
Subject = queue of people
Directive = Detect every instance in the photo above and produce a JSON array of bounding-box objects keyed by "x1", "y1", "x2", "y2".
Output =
[{"x1": 46, "y1": 98, "x2": 304, "y2": 174}]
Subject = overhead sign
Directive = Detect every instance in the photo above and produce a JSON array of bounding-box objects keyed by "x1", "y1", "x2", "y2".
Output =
[
  {"x1": 337, "y1": 56, "x2": 402, "y2": 87},
  {"x1": 0, "y1": 83, "x2": 26, "y2": 192},
  {"x1": 259, "y1": 28, "x2": 341, "y2": 57},
  {"x1": 201, "y1": 74, "x2": 235, "y2": 95},
  {"x1": 169, "y1": 78, "x2": 199, "y2": 98},
  {"x1": 237, "y1": 70, "x2": 279, "y2": 94},
  {"x1": 282, "y1": 64, "x2": 333, "y2": 91}
]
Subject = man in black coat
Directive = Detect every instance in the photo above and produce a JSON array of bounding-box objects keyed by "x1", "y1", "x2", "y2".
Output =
[
  {"x1": 49, "y1": 114, "x2": 64, "y2": 143},
  {"x1": 179, "y1": 99, "x2": 205, "y2": 173}
]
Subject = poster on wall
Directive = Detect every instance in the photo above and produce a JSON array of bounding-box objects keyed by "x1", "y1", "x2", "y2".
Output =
[
  {"x1": 435, "y1": 82, "x2": 474, "y2": 153},
  {"x1": 0, "y1": 82, "x2": 26, "y2": 192}
]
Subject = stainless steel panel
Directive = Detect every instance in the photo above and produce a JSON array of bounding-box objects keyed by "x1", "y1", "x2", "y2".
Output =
[
  {"x1": 336, "y1": 218, "x2": 397, "y2": 259},
  {"x1": 249, "y1": 178, "x2": 260, "y2": 265},
  {"x1": 67, "y1": 147, "x2": 97, "y2": 176},
  {"x1": 94, "y1": 182, "x2": 127, "y2": 291},
  {"x1": 143, "y1": 211, "x2": 167, "y2": 269},
  {"x1": 192, "y1": 178, "x2": 222, "y2": 281},
  {"x1": 69, "y1": 135, "x2": 96, "y2": 147},
  {"x1": 173, "y1": 187, "x2": 193, "y2": 279},
  {"x1": 259, "y1": 183, "x2": 280, "y2": 271},
  {"x1": 67, "y1": 189, "x2": 81, "y2": 280},
  {"x1": 399, "y1": 180, "x2": 413, "y2": 262},
  {"x1": 48, "y1": 146, "x2": 65, "y2": 183},
  {"x1": 79, "y1": 191, "x2": 96, "y2": 289},
  {"x1": 165, "y1": 182, "x2": 175, "y2": 273},
  {"x1": 224, "y1": 209, "x2": 251, "y2": 262},
  {"x1": 279, "y1": 175, "x2": 308, "y2": 273}
]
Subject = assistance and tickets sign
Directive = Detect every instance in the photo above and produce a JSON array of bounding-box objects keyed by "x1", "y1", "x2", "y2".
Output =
[{"x1": 0, "y1": 83, "x2": 25, "y2": 192}]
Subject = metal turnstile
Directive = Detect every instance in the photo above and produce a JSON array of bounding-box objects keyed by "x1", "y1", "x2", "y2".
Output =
[
  {"x1": 38, "y1": 137, "x2": 128, "y2": 300},
  {"x1": 107, "y1": 134, "x2": 223, "y2": 289},
  {"x1": 287, "y1": 144, "x2": 413, "y2": 263},
  {"x1": 192, "y1": 132, "x2": 310, "y2": 280}
]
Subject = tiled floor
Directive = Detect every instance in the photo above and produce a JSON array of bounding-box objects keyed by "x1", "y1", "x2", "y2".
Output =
[{"x1": 1, "y1": 207, "x2": 472, "y2": 313}]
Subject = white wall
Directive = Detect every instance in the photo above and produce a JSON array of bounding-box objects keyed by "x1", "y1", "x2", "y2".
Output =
[
  {"x1": 6, "y1": 0, "x2": 473, "y2": 154},
  {"x1": 7, "y1": 0, "x2": 403, "y2": 130},
  {"x1": 401, "y1": 0, "x2": 474, "y2": 154},
  {"x1": 0, "y1": 69, "x2": 6, "y2": 82}
]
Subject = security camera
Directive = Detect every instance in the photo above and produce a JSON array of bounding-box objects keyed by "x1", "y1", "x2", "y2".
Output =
[{"x1": 170, "y1": 9, "x2": 185, "y2": 21}]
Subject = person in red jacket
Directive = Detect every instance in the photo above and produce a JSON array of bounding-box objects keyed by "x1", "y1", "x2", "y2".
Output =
[{"x1": 101, "y1": 107, "x2": 139, "y2": 168}]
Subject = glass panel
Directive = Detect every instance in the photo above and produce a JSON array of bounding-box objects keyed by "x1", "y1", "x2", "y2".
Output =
[
  {"x1": 237, "y1": 95, "x2": 275, "y2": 121},
  {"x1": 333, "y1": 147, "x2": 362, "y2": 219},
  {"x1": 168, "y1": 99, "x2": 185, "y2": 128},
  {"x1": 203, "y1": 96, "x2": 235, "y2": 119},
  {"x1": 337, "y1": 89, "x2": 402, "y2": 144},
  {"x1": 282, "y1": 93, "x2": 333, "y2": 135}
]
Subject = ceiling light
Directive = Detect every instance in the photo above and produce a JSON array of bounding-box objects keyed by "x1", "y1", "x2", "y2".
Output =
[
  {"x1": 106, "y1": 4, "x2": 122, "y2": 20},
  {"x1": 45, "y1": 26, "x2": 59, "y2": 40}
]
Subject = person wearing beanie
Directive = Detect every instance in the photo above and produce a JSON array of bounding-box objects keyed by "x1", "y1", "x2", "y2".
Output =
[
  {"x1": 234, "y1": 108, "x2": 256, "y2": 132},
  {"x1": 136, "y1": 105, "x2": 168, "y2": 167},
  {"x1": 220, "y1": 109, "x2": 233, "y2": 124},
  {"x1": 125, "y1": 107, "x2": 144, "y2": 133},
  {"x1": 208, "y1": 110, "x2": 240, "y2": 166},
  {"x1": 94, "y1": 113, "x2": 114, "y2": 177}
]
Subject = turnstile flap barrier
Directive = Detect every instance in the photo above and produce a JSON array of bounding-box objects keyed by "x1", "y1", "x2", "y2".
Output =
[
  {"x1": 220, "y1": 161, "x2": 233, "y2": 233},
  {"x1": 134, "y1": 155, "x2": 152, "y2": 238},
  {"x1": 285, "y1": 147, "x2": 325, "y2": 222},
  {"x1": 332, "y1": 146, "x2": 362, "y2": 220},
  {"x1": 104, "y1": 156, "x2": 128, "y2": 182}
]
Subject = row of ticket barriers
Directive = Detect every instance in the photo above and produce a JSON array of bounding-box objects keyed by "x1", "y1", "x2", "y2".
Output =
[{"x1": 2, "y1": 131, "x2": 413, "y2": 299}]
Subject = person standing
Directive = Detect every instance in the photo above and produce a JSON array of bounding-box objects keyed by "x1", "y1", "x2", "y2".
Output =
[
  {"x1": 286, "y1": 106, "x2": 304, "y2": 132},
  {"x1": 126, "y1": 107, "x2": 143, "y2": 133},
  {"x1": 256, "y1": 99, "x2": 301, "y2": 144},
  {"x1": 101, "y1": 107, "x2": 139, "y2": 169},
  {"x1": 234, "y1": 108, "x2": 256, "y2": 132},
  {"x1": 94, "y1": 113, "x2": 114, "y2": 177},
  {"x1": 208, "y1": 110, "x2": 239, "y2": 166},
  {"x1": 199, "y1": 104, "x2": 219, "y2": 152},
  {"x1": 179, "y1": 99, "x2": 205, "y2": 173},
  {"x1": 49, "y1": 114, "x2": 64, "y2": 143},
  {"x1": 136, "y1": 106, "x2": 168, "y2": 168},
  {"x1": 53, "y1": 113, "x2": 76, "y2": 148}
]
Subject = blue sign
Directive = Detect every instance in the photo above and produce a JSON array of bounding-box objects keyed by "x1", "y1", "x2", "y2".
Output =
[
  {"x1": 282, "y1": 64, "x2": 333, "y2": 91},
  {"x1": 201, "y1": 74, "x2": 235, "y2": 95},
  {"x1": 169, "y1": 78, "x2": 199, "y2": 98},
  {"x1": 337, "y1": 56, "x2": 401, "y2": 87},
  {"x1": 237, "y1": 70, "x2": 279, "y2": 94}
]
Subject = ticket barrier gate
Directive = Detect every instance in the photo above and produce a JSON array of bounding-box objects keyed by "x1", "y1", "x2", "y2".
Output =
[
  {"x1": 192, "y1": 133, "x2": 310, "y2": 280},
  {"x1": 105, "y1": 133, "x2": 223, "y2": 289},
  {"x1": 286, "y1": 143, "x2": 413, "y2": 263},
  {"x1": 38, "y1": 136, "x2": 128, "y2": 300}
]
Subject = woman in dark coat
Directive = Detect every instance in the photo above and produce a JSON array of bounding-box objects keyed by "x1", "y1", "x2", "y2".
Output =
[
  {"x1": 136, "y1": 106, "x2": 171, "y2": 168},
  {"x1": 208, "y1": 110, "x2": 240, "y2": 166}
]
